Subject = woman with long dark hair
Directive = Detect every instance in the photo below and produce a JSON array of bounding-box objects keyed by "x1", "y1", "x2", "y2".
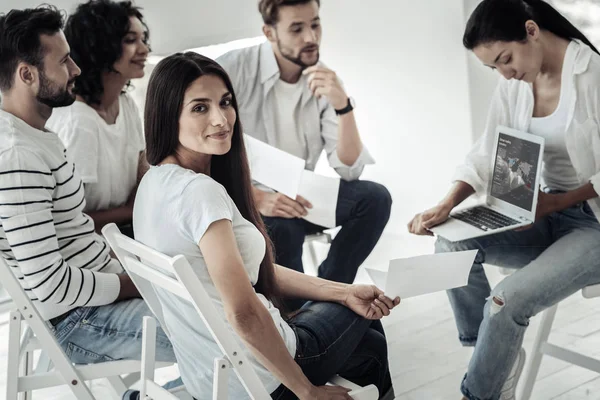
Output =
[
  {"x1": 133, "y1": 52, "x2": 399, "y2": 400},
  {"x1": 47, "y1": 0, "x2": 150, "y2": 236},
  {"x1": 409, "y1": 1, "x2": 600, "y2": 399}
]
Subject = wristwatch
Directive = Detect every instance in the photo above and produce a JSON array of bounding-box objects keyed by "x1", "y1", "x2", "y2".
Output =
[{"x1": 335, "y1": 97, "x2": 355, "y2": 116}]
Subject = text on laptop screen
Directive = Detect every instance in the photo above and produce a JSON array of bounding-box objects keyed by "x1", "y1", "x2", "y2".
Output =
[{"x1": 490, "y1": 133, "x2": 541, "y2": 211}]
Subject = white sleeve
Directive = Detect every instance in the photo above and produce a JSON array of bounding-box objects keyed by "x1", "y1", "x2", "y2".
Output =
[
  {"x1": 123, "y1": 94, "x2": 145, "y2": 152},
  {"x1": 179, "y1": 178, "x2": 235, "y2": 244},
  {"x1": 54, "y1": 113, "x2": 100, "y2": 184},
  {"x1": 452, "y1": 79, "x2": 510, "y2": 193}
]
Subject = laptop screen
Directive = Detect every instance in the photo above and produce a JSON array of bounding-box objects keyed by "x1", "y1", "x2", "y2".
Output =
[{"x1": 490, "y1": 132, "x2": 541, "y2": 211}]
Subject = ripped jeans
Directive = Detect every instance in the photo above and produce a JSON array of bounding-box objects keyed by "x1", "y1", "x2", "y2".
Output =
[{"x1": 435, "y1": 201, "x2": 600, "y2": 400}]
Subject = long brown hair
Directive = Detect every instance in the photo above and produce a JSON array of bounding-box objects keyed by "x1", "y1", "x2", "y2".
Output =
[{"x1": 144, "y1": 52, "x2": 282, "y2": 308}]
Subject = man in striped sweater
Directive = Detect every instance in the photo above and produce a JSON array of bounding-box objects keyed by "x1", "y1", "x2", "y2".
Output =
[{"x1": 0, "y1": 7, "x2": 181, "y2": 395}]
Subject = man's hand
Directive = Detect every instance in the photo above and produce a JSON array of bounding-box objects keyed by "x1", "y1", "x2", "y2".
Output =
[
  {"x1": 116, "y1": 274, "x2": 141, "y2": 301},
  {"x1": 303, "y1": 65, "x2": 348, "y2": 110},
  {"x1": 253, "y1": 188, "x2": 312, "y2": 218}
]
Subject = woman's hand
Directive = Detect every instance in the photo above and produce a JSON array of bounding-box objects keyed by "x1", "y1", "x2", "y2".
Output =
[
  {"x1": 300, "y1": 385, "x2": 352, "y2": 400},
  {"x1": 535, "y1": 191, "x2": 560, "y2": 220},
  {"x1": 342, "y1": 284, "x2": 400, "y2": 319},
  {"x1": 407, "y1": 203, "x2": 453, "y2": 236}
]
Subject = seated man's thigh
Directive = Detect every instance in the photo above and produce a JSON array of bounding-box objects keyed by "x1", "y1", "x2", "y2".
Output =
[{"x1": 56, "y1": 298, "x2": 175, "y2": 363}]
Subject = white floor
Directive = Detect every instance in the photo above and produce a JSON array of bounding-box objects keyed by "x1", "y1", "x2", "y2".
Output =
[{"x1": 1, "y1": 233, "x2": 600, "y2": 399}]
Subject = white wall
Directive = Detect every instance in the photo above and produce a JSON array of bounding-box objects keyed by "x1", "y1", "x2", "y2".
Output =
[
  {"x1": 315, "y1": 0, "x2": 474, "y2": 235},
  {"x1": 1, "y1": 0, "x2": 263, "y2": 54},
  {"x1": 463, "y1": 0, "x2": 498, "y2": 142}
]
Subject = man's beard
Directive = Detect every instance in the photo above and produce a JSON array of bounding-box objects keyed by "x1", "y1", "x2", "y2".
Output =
[
  {"x1": 277, "y1": 37, "x2": 320, "y2": 69},
  {"x1": 36, "y1": 70, "x2": 76, "y2": 108}
]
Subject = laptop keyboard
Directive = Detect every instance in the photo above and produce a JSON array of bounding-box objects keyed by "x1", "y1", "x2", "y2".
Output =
[{"x1": 452, "y1": 207, "x2": 521, "y2": 232}]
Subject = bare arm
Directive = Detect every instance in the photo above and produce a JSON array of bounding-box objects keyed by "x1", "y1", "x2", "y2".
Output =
[
  {"x1": 305, "y1": 66, "x2": 362, "y2": 166},
  {"x1": 87, "y1": 206, "x2": 133, "y2": 233},
  {"x1": 87, "y1": 152, "x2": 148, "y2": 233},
  {"x1": 440, "y1": 181, "x2": 476, "y2": 209},
  {"x1": 408, "y1": 181, "x2": 475, "y2": 236},
  {"x1": 273, "y1": 264, "x2": 349, "y2": 303},
  {"x1": 200, "y1": 219, "x2": 316, "y2": 399},
  {"x1": 536, "y1": 182, "x2": 598, "y2": 218},
  {"x1": 335, "y1": 112, "x2": 362, "y2": 166},
  {"x1": 556, "y1": 182, "x2": 598, "y2": 208}
]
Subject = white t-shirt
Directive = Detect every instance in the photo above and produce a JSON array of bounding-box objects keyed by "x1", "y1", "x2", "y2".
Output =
[
  {"x1": 133, "y1": 164, "x2": 296, "y2": 399},
  {"x1": 272, "y1": 79, "x2": 307, "y2": 160},
  {"x1": 529, "y1": 41, "x2": 580, "y2": 191},
  {"x1": 47, "y1": 94, "x2": 145, "y2": 212}
]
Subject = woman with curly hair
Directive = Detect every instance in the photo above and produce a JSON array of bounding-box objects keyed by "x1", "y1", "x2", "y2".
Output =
[{"x1": 47, "y1": 0, "x2": 150, "y2": 237}]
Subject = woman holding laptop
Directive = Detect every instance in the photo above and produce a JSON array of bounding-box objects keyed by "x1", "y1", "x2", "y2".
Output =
[{"x1": 409, "y1": 0, "x2": 600, "y2": 399}]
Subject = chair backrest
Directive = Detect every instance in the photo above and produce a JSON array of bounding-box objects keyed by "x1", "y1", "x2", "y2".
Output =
[
  {"x1": 0, "y1": 257, "x2": 96, "y2": 399},
  {"x1": 102, "y1": 223, "x2": 271, "y2": 399},
  {"x1": 0, "y1": 257, "x2": 47, "y2": 334}
]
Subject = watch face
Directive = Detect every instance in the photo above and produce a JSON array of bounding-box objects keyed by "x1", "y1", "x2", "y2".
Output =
[{"x1": 349, "y1": 97, "x2": 356, "y2": 108}]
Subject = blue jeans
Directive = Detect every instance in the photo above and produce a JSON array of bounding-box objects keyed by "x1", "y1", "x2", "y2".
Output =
[
  {"x1": 263, "y1": 180, "x2": 391, "y2": 298},
  {"x1": 51, "y1": 298, "x2": 182, "y2": 390},
  {"x1": 270, "y1": 302, "x2": 392, "y2": 399},
  {"x1": 435, "y1": 201, "x2": 600, "y2": 400}
]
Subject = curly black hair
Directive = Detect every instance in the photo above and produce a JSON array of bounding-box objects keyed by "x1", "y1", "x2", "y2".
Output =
[
  {"x1": 64, "y1": 0, "x2": 149, "y2": 105},
  {"x1": 0, "y1": 6, "x2": 64, "y2": 91}
]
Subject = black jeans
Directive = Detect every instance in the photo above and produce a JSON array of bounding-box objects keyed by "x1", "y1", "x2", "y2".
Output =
[
  {"x1": 264, "y1": 180, "x2": 392, "y2": 306},
  {"x1": 270, "y1": 301, "x2": 392, "y2": 399}
]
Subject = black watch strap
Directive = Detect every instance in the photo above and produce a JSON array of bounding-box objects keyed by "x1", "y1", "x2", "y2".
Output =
[{"x1": 335, "y1": 98, "x2": 353, "y2": 116}]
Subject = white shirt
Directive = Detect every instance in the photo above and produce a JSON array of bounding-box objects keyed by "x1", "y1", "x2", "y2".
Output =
[
  {"x1": 0, "y1": 110, "x2": 121, "y2": 320},
  {"x1": 529, "y1": 41, "x2": 579, "y2": 191},
  {"x1": 47, "y1": 94, "x2": 145, "y2": 212},
  {"x1": 217, "y1": 41, "x2": 374, "y2": 181},
  {"x1": 272, "y1": 79, "x2": 307, "y2": 159},
  {"x1": 453, "y1": 40, "x2": 600, "y2": 221},
  {"x1": 133, "y1": 165, "x2": 296, "y2": 399}
]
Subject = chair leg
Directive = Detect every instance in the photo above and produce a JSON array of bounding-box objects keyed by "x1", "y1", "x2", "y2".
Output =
[
  {"x1": 121, "y1": 372, "x2": 141, "y2": 389},
  {"x1": 34, "y1": 351, "x2": 53, "y2": 374},
  {"x1": 307, "y1": 241, "x2": 319, "y2": 276},
  {"x1": 213, "y1": 358, "x2": 231, "y2": 400},
  {"x1": 7, "y1": 311, "x2": 21, "y2": 400},
  {"x1": 519, "y1": 303, "x2": 559, "y2": 400},
  {"x1": 17, "y1": 324, "x2": 35, "y2": 400},
  {"x1": 141, "y1": 316, "x2": 158, "y2": 400},
  {"x1": 18, "y1": 349, "x2": 34, "y2": 400},
  {"x1": 106, "y1": 375, "x2": 129, "y2": 397}
]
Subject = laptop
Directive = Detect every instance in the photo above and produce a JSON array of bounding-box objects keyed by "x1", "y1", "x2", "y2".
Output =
[{"x1": 430, "y1": 125, "x2": 545, "y2": 242}]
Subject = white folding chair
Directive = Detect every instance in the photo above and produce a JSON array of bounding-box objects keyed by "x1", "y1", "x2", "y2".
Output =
[
  {"x1": 518, "y1": 283, "x2": 600, "y2": 400},
  {"x1": 103, "y1": 223, "x2": 379, "y2": 400},
  {"x1": 303, "y1": 231, "x2": 333, "y2": 276},
  {"x1": 0, "y1": 282, "x2": 13, "y2": 314},
  {"x1": 0, "y1": 256, "x2": 173, "y2": 400},
  {"x1": 495, "y1": 267, "x2": 600, "y2": 399}
]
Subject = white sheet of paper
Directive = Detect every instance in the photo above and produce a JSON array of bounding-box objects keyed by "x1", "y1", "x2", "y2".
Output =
[
  {"x1": 298, "y1": 170, "x2": 340, "y2": 228},
  {"x1": 244, "y1": 134, "x2": 305, "y2": 199},
  {"x1": 365, "y1": 250, "x2": 478, "y2": 299}
]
